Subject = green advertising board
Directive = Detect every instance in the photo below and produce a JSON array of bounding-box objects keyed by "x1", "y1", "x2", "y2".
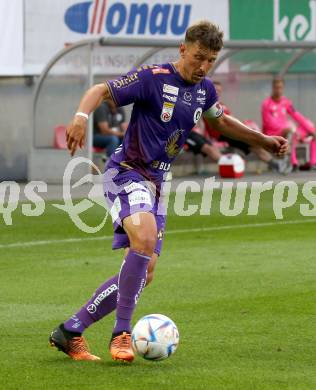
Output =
[
  {"x1": 230, "y1": 0, "x2": 316, "y2": 41},
  {"x1": 229, "y1": 0, "x2": 316, "y2": 73}
]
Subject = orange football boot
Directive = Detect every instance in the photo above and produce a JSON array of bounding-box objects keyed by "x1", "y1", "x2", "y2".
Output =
[
  {"x1": 110, "y1": 332, "x2": 135, "y2": 362},
  {"x1": 49, "y1": 325, "x2": 100, "y2": 361}
]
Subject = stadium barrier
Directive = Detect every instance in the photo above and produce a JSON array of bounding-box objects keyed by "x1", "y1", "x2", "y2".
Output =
[{"x1": 30, "y1": 38, "x2": 316, "y2": 182}]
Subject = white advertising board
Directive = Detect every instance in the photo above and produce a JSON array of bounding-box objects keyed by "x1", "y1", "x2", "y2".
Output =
[
  {"x1": 24, "y1": 0, "x2": 229, "y2": 75},
  {"x1": 0, "y1": 0, "x2": 23, "y2": 75}
]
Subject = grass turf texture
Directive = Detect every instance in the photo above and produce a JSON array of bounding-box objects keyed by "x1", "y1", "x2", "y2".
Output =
[{"x1": 1, "y1": 189, "x2": 316, "y2": 389}]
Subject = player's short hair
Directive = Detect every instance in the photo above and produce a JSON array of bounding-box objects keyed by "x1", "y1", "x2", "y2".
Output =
[
  {"x1": 185, "y1": 21, "x2": 224, "y2": 52},
  {"x1": 272, "y1": 77, "x2": 284, "y2": 85},
  {"x1": 213, "y1": 80, "x2": 222, "y2": 86}
]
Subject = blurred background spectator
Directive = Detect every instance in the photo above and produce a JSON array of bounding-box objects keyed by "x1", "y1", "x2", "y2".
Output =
[
  {"x1": 93, "y1": 100, "x2": 127, "y2": 158},
  {"x1": 261, "y1": 78, "x2": 316, "y2": 171}
]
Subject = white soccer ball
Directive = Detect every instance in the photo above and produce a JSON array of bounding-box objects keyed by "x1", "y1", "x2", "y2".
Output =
[{"x1": 131, "y1": 314, "x2": 179, "y2": 360}]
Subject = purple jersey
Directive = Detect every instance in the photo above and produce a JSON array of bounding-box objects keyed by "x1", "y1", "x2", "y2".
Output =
[{"x1": 106, "y1": 63, "x2": 221, "y2": 185}]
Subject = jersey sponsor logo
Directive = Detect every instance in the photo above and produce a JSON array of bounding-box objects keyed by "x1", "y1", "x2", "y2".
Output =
[
  {"x1": 112, "y1": 72, "x2": 138, "y2": 89},
  {"x1": 160, "y1": 102, "x2": 175, "y2": 122},
  {"x1": 124, "y1": 182, "x2": 147, "y2": 193},
  {"x1": 165, "y1": 129, "x2": 184, "y2": 158},
  {"x1": 163, "y1": 84, "x2": 179, "y2": 96},
  {"x1": 65, "y1": 2, "x2": 192, "y2": 36},
  {"x1": 163, "y1": 93, "x2": 177, "y2": 103},
  {"x1": 151, "y1": 160, "x2": 171, "y2": 171},
  {"x1": 193, "y1": 107, "x2": 203, "y2": 123},
  {"x1": 184, "y1": 91, "x2": 192, "y2": 102},
  {"x1": 181, "y1": 91, "x2": 192, "y2": 106},
  {"x1": 196, "y1": 96, "x2": 206, "y2": 104},
  {"x1": 128, "y1": 190, "x2": 152, "y2": 207},
  {"x1": 152, "y1": 68, "x2": 171, "y2": 74},
  {"x1": 197, "y1": 88, "x2": 206, "y2": 95}
]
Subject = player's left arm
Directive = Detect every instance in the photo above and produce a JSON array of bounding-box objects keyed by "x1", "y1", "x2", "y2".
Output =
[{"x1": 204, "y1": 112, "x2": 288, "y2": 156}]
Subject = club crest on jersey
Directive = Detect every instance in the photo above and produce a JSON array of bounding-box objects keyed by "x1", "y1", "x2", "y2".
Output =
[
  {"x1": 165, "y1": 129, "x2": 184, "y2": 158},
  {"x1": 161, "y1": 102, "x2": 175, "y2": 122},
  {"x1": 193, "y1": 107, "x2": 203, "y2": 124}
]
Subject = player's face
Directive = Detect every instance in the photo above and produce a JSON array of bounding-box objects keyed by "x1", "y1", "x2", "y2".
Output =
[
  {"x1": 179, "y1": 42, "x2": 218, "y2": 84},
  {"x1": 272, "y1": 81, "x2": 284, "y2": 99}
]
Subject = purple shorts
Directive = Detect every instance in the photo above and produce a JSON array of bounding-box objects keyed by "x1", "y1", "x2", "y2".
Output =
[{"x1": 103, "y1": 168, "x2": 166, "y2": 255}]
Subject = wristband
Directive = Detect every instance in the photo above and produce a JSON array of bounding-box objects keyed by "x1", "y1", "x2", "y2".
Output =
[{"x1": 75, "y1": 112, "x2": 89, "y2": 120}]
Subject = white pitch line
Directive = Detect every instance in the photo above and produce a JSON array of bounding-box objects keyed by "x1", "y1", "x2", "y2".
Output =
[
  {"x1": 0, "y1": 218, "x2": 315, "y2": 250},
  {"x1": 167, "y1": 218, "x2": 316, "y2": 234}
]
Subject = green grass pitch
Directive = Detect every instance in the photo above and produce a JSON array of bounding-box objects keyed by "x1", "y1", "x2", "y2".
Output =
[{"x1": 1, "y1": 189, "x2": 316, "y2": 389}]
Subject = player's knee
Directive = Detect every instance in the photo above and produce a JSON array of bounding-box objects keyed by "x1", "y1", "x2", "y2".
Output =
[{"x1": 131, "y1": 233, "x2": 157, "y2": 255}]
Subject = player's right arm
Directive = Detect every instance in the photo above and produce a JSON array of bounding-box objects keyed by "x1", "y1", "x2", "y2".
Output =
[
  {"x1": 66, "y1": 83, "x2": 113, "y2": 156},
  {"x1": 208, "y1": 113, "x2": 288, "y2": 156}
]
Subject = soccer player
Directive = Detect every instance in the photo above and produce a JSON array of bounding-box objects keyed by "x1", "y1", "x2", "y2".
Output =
[
  {"x1": 49, "y1": 21, "x2": 288, "y2": 363},
  {"x1": 262, "y1": 78, "x2": 316, "y2": 171}
]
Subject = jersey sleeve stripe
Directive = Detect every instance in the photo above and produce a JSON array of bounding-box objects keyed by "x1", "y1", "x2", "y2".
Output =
[{"x1": 104, "y1": 81, "x2": 119, "y2": 106}]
